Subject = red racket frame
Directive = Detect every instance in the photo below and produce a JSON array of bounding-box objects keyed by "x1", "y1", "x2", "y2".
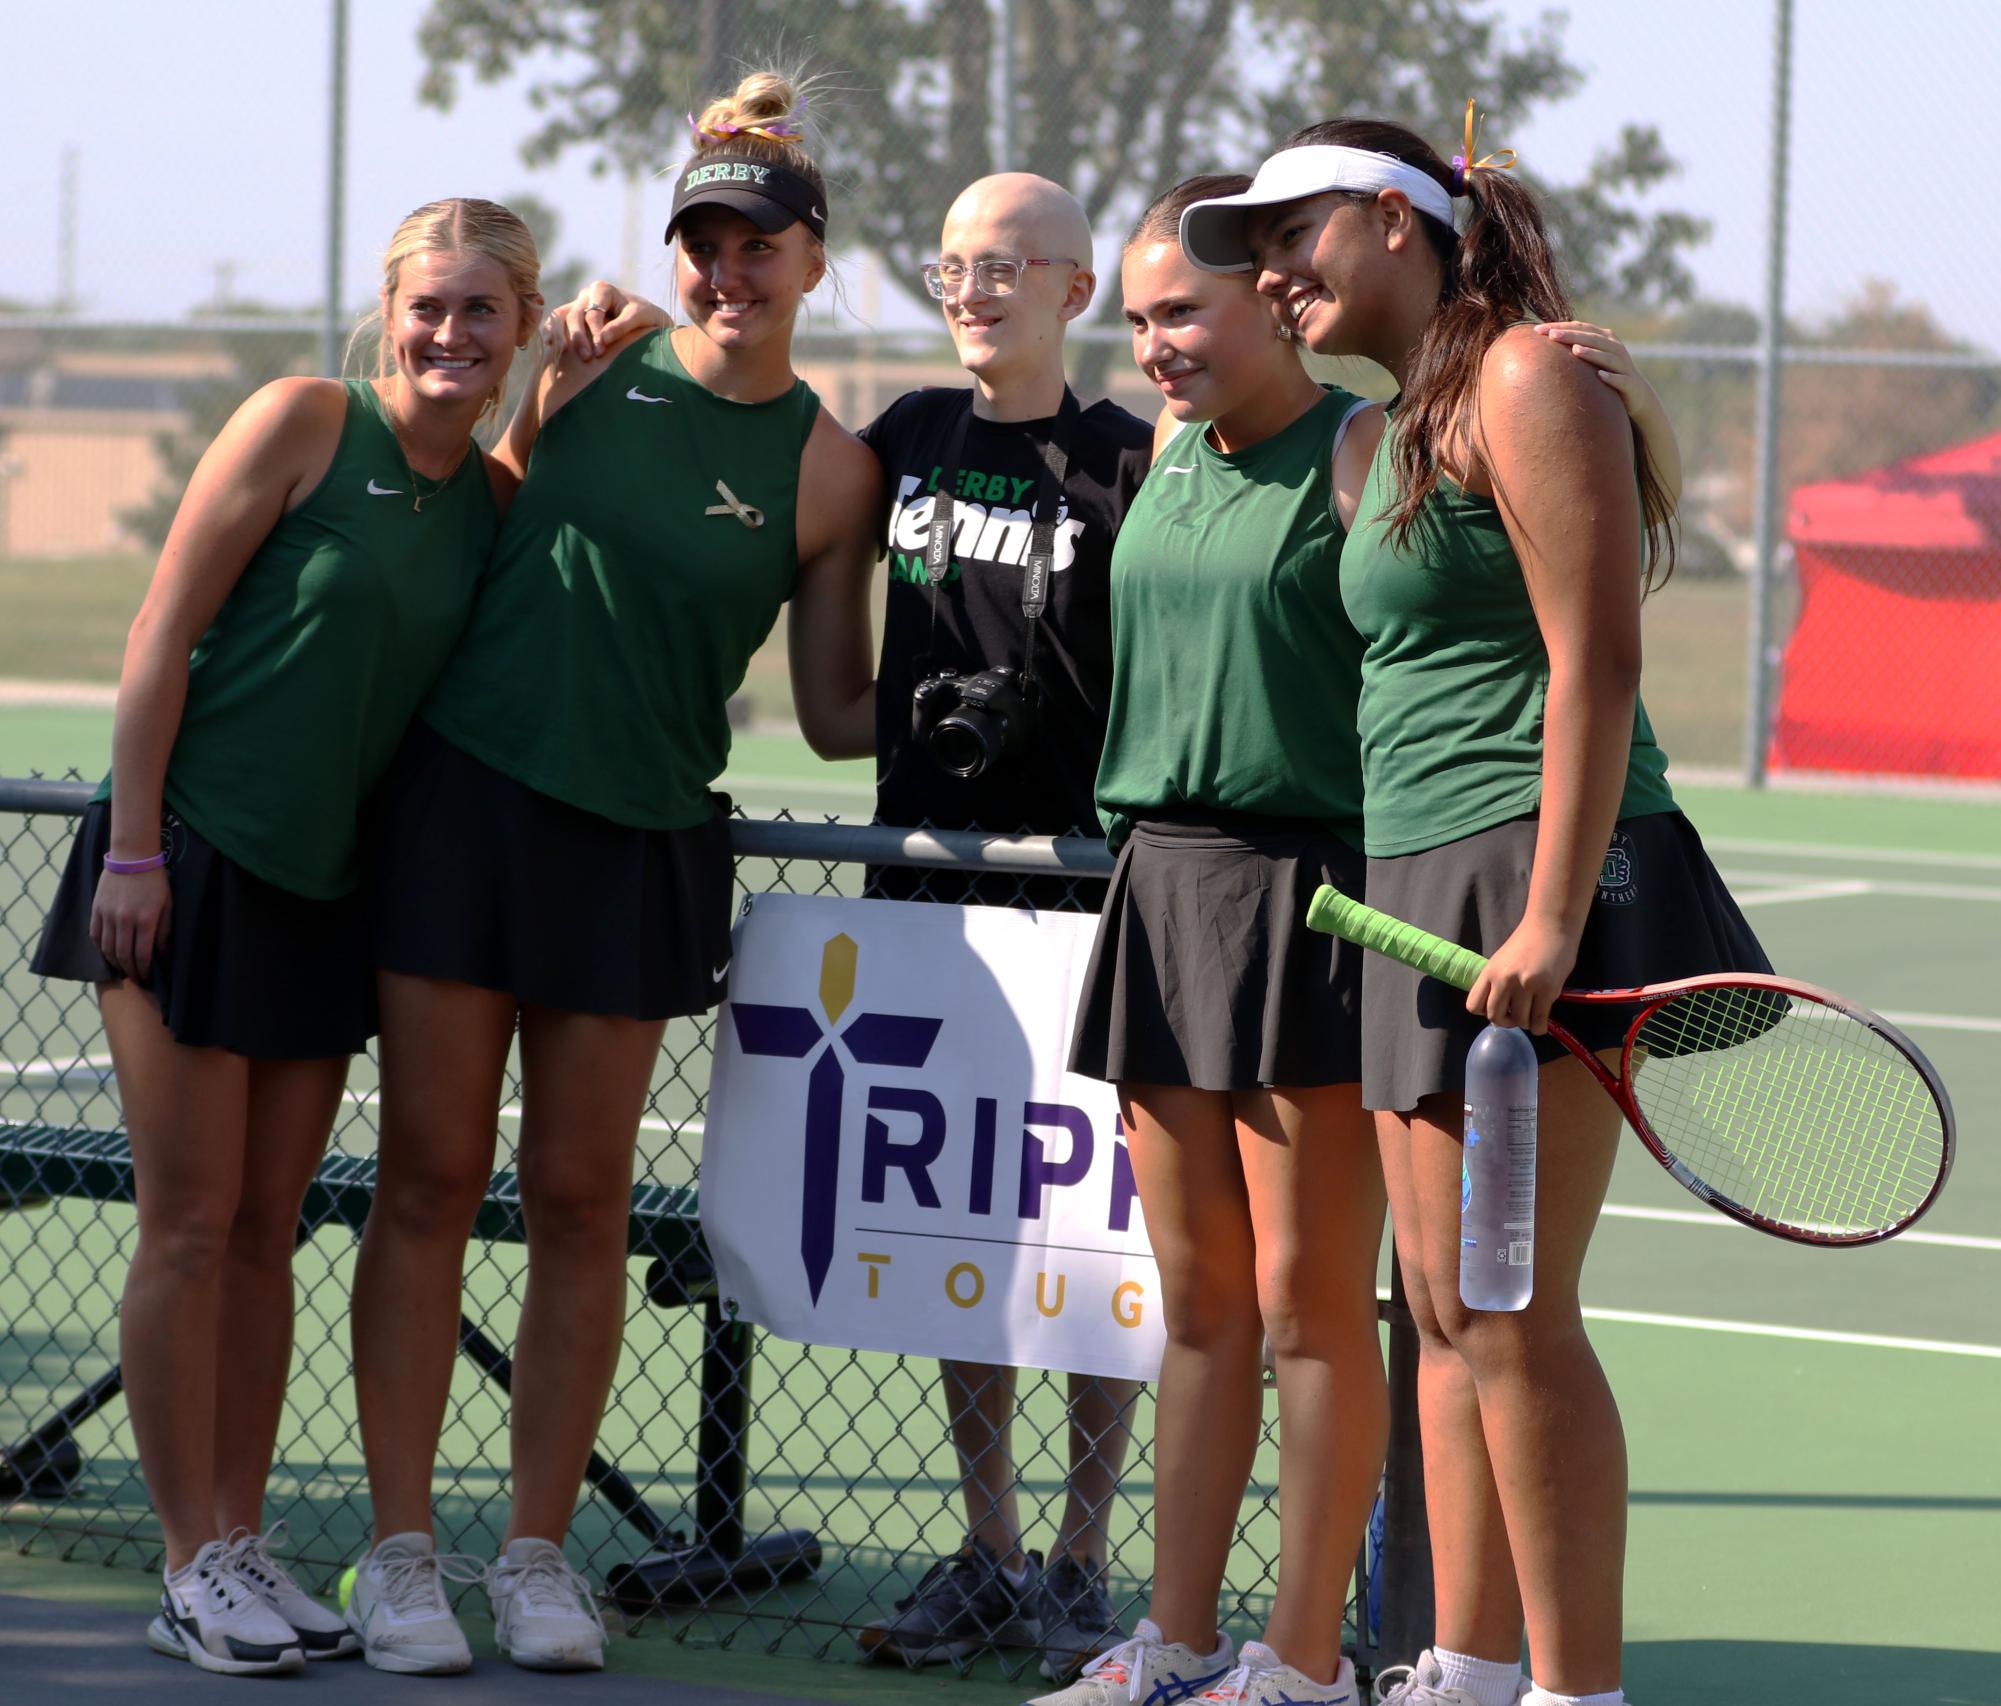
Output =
[{"x1": 1538, "y1": 970, "x2": 1955, "y2": 1246}]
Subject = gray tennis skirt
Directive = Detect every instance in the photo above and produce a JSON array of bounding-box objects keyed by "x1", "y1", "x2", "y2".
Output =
[
  {"x1": 1067, "y1": 811, "x2": 1366, "y2": 1091},
  {"x1": 1361, "y1": 808, "x2": 1771, "y2": 1113},
  {"x1": 31, "y1": 799, "x2": 375, "y2": 1058},
  {"x1": 370, "y1": 721, "x2": 736, "y2": 1021}
]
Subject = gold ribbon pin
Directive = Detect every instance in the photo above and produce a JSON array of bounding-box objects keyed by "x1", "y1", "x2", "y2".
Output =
[{"x1": 705, "y1": 480, "x2": 765, "y2": 529}]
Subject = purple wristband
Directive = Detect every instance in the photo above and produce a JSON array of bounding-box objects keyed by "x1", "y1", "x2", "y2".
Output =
[{"x1": 102, "y1": 851, "x2": 169, "y2": 875}]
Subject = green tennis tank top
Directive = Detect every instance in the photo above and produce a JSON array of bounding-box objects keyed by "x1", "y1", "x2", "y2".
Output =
[
  {"x1": 1094, "y1": 388, "x2": 1369, "y2": 851},
  {"x1": 422, "y1": 328, "x2": 819, "y2": 829},
  {"x1": 106, "y1": 380, "x2": 495, "y2": 899},
  {"x1": 1339, "y1": 422, "x2": 1677, "y2": 857}
]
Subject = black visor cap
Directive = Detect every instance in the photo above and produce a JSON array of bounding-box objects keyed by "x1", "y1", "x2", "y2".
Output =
[{"x1": 666, "y1": 154, "x2": 827, "y2": 245}]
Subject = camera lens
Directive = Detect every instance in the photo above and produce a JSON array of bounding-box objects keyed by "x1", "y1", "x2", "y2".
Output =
[{"x1": 929, "y1": 713, "x2": 992, "y2": 778}]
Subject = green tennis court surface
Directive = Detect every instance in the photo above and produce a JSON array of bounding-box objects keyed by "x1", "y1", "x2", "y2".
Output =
[{"x1": 3, "y1": 709, "x2": 1996, "y2": 1704}]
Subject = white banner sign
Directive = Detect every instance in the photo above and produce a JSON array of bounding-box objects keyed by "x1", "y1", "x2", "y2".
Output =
[{"x1": 700, "y1": 892, "x2": 1164, "y2": 1381}]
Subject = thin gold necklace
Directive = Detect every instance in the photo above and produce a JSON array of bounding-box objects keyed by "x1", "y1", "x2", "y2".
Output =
[{"x1": 383, "y1": 389, "x2": 472, "y2": 513}]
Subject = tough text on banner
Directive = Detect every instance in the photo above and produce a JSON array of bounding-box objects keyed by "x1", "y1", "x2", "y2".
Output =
[{"x1": 700, "y1": 893, "x2": 1164, "y2": 1382}]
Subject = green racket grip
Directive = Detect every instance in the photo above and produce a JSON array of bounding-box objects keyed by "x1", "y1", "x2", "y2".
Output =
[{"x1": 1305, "y1": 885, "x2": 1491, "y2": 991}]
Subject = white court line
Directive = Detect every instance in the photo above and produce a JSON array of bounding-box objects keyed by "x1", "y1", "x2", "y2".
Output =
[
  {"x1": 1573, "y1": 1305, "x2": 2001, "y2": 1360},
  {"x1": 1722, "y1": 869, "x2": 2001, "y2": 904},
  {"x1": 1731, "y1": 878, "x2": 1875, "y2": 907},
  {"x1": 2, "y1": 1052, "x2": 115, "y2": 1077},
  {"x1": 1372, "y1": 1287, "x2": 2001, "y2": 1358},
  {"x1": 1879, "y1": 1008, "x2": 2001, "y2": 1034},
  {"x1": 1600, "y1": 1202, "x2": 2001, "y2": 1252},
  {"x1": 1707, "y1": 835, "x2": 2001, "y2": 873},
  {"x1": 335, "y1": 1087, "x2": 704, "y2": 1140}
]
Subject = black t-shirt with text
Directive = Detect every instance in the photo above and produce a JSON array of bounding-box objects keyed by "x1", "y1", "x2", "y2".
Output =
[{"x1": 860, "y1": 385, "x2": 1152, "y2": 856}]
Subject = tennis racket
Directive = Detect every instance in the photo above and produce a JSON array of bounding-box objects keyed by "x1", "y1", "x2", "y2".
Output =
[{"x1": 1306, "y1": 885, "x2": 1954, "y2": 1246}]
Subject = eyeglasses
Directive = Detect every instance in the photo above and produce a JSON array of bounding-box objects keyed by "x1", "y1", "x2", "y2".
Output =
[{"x1": 920, "y1": 256, "x2": 1080, "y2": 300}]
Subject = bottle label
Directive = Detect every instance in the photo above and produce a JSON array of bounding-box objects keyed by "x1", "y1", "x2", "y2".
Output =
[{"x1": 1504, "y1": 1103, "x2": 1535, "y2": 1262}]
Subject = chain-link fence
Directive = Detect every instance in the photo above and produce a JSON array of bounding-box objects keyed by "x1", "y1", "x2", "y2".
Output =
[
  {"x1": 4, "y1": 1, "x2": 1998, "y2": 783},
  {"x1": 0, "y1": 775, "x2": 1400, "y2": 1682}
]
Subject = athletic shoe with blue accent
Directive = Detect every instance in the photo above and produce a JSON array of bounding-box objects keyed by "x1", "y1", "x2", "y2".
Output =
[
  {"x1": 1037, "y1": 1552, "x2": 1126, "y2": 1682},
  {"x1": 222, "y1": 1522, "x2": 359, "y2": 1659},
  {"x1": 1200, "y1": 1640, "x2": 1356, "y2": 1704},
  {"x1": 1373, "y1": 1650, "x2": 1531, "y2": 1704},
  {"x1": 858, "y1": 1538, "x2": 1043, "y2": 1667},
  {"x1": 1026, "y1": 1617, "x2": 1235, "y2": 1706},
  {"x1": 145, "y1": 1539, "x2": 306, "y2": 1676}
]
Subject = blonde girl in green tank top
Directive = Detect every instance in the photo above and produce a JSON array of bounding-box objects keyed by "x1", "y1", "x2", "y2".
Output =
[
  {"x1": 57, "y1": 200, "x2": 544, "y2": 1671},
  {"x1": 1208, "y1": 117, "x2": 1687, "y2": 1705},
  {"x1": 346, "y1": 73, "x2": 881, "y2": 1674}
]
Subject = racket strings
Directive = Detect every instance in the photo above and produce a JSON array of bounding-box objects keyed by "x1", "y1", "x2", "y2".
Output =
[{"x1": 1627, "y1": 987, "x2": 1946, "y2": 1238}]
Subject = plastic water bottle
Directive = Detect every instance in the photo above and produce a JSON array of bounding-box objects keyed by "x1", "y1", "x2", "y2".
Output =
[{"x1": 1461, "y1": 1024, "x2": 1538, "y2": 1311}]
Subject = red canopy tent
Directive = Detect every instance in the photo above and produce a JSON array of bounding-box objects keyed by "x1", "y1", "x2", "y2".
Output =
[{"x1": 1774, "y1": 429, "x2": 2001, "y2": 777}]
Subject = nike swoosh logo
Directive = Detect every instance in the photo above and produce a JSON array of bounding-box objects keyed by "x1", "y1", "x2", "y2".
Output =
[
  {"x1": 366, "y1": 478, "x2": 404, "y2": 495},
  {"x1": 1158, "y1": 466, "x2": 1197, "y2": 476},
  {"x1": 627, "y1": 387, "x2": 673, "y2": 404},
  {"x1": 711, "y1": 961, "x2": 731, "y2": 983},
  {"x1": 810, "y1": 206, "x2": 825, "y2": 223}
]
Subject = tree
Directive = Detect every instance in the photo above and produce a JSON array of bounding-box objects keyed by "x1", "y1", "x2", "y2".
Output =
[{"x1": 413, "y1": 0, "x2": 1708, "y2": 342}]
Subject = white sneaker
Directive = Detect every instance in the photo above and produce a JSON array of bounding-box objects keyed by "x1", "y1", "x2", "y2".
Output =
[
  {"x1": 487, "y1": 1537, "x2": 607, "y2": 1672},
  {"x1": 1374, "y1": 1650, "x2": 1531, "y2": 1704},
  {"x1": 1027, "y1": 1618, "x2": 1236, "y2": 1705},
  {"x1": 1203, "y1": 1641, "x2": 1357, "y2": 1704},
  {"x1": 343, "y1": 1531, "x2": 483, "y2": 1675},
  {"x1": 222, "y1": 1522, "x2": 360, "y2": 1659},
  {"x1": 145, "y1": 1539, "x2": 305, "y2": 1676}
]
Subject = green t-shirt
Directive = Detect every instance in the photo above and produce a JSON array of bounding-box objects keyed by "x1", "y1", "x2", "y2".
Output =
[
  {"x1": 104, "y1": 380, "x2": 495, "y2": 898},
  {"x1": 1095, "y1": 388, "x2": 1370, "y2": 851},
  {"x1": 1339, "y1": 422, "x2": 1677, "y2": 857},
  {"x1": 422, "y1": 329, "x2": 820, "y2": 830}
]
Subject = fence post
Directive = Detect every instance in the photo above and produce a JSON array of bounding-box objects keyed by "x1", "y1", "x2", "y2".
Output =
[
  {"x1": 320, "y1": 0, "x2": 348, "y2": 380},
  {"x1": 1377, "y1": 1255, "x2": 1435, "y2": 1668},
  {"x1": 1743, "y1": 0, "x2": 1795, "y2": 785}
]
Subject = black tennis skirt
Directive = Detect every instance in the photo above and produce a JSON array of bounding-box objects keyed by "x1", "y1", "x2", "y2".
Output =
[
  {"x1": 30, "y1": 799, "x2": 374, "y2": 1059},
  {"x1": 370, "y1": 722, "x2": 736, "y2": 1021},
  {"x1": 1067, "y1": 811, "x2": 1366, "y2": 1092},
  {"x1": 1360, "y1": 809, "x2": 1772, "y2": 1113}
]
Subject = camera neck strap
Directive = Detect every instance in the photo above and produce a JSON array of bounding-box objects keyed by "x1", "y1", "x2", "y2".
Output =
[{"x1": 923, "y1": 388, "x2": 1079, "y2": 684}]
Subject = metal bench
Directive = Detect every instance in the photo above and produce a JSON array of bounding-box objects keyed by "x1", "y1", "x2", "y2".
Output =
[{"x1": 0, "y1": 1117, "x2": 818, "y2": 1609}]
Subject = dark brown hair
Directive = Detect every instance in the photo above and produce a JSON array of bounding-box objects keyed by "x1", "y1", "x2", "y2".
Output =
[
  {"x1": 1126, "y1": 173, "x2": 1254, "y2": 248},
  {"x1": 1285, "y1": 117, "x2": 1675, "y2": 589}
]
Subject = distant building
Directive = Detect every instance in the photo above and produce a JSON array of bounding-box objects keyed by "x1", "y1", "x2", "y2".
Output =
[{"x1": 0, "y1": 342, "x2": 230, "y2": 559}]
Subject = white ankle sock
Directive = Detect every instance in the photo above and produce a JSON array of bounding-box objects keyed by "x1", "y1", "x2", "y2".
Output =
[
  {"x1": 1526, "y1": 1690, "x2": 1623, "y2": 1706},
  {"x1": 1000, "y1": 1557, "x2": 1033, "y2": 1591},
  {"x1": 1435, "y1": 1647, "x2": 1525, "y2": 1706}
]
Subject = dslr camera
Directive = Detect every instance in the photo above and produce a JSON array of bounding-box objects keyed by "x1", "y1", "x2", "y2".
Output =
[{"x1": 910, "y1": 666, "x2": 1036, "y2": 779}]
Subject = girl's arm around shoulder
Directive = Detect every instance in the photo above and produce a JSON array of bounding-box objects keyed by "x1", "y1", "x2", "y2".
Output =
[
  {"x1": 788, "y1": 411, "x2": 884, "y2": 761},
  {"x1": 1331, "y1": 400, "x2": 1385, "y2": 531},
  {"x1": 1534, "y1": 320, "x2": 1682, "y2": 505},
  {"x1": 493, "y1": 318, "x2": 657, "y2": 482}
]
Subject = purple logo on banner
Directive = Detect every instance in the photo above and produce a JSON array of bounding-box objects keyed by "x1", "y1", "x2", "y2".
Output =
[{"x1": 727, "y1": 934, "x2": 942, "y2": 1304}]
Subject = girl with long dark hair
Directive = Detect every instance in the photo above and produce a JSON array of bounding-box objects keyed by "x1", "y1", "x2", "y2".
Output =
[{"x1": 1177, "y1": 113, "x2": 1765, "y2": 1706}]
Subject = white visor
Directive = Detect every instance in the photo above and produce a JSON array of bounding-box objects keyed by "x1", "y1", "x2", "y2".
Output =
[{"x1": 1178, "y1": 145, "x2": 1456, "y2": 274}]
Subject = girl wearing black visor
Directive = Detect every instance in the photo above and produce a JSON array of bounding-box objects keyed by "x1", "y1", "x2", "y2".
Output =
[{"x1": 346, "y1": 71, "x2": 880, "y2": 1675}]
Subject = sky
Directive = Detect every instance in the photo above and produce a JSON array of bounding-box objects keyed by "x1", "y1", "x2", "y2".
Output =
[{"x1": 0, "y1": 0, "x2": 1991, "y2": 346}]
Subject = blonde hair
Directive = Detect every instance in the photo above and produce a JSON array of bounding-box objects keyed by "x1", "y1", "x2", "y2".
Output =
[
  {"x1": 350, "y1": 197, "x2": 542, "y2": 419},
  {"x1": 685, "y1": 70, "x2": 830, "y2": 245}
]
